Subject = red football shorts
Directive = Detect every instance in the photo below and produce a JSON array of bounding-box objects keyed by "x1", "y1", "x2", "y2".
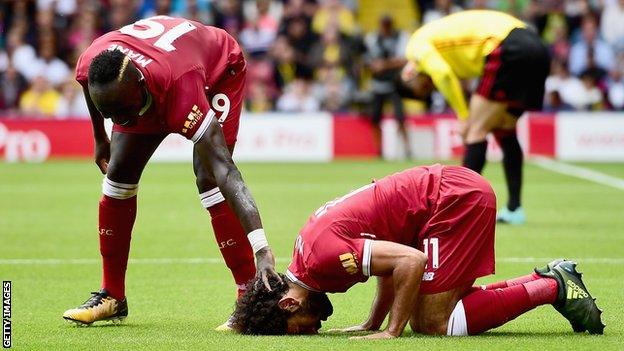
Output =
[{"x1": 416, "y1": 166, "x2": 497, "y2": 294}]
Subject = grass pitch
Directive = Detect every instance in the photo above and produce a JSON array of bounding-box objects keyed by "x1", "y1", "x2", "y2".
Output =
[{"x1": 1, "y1": 160, "x2": 623, "y2": 350}]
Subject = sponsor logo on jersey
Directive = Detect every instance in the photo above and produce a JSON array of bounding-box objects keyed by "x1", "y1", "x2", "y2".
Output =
[
  {"x1": 566, "y1": 280, "x2": 588, "y2": 299},
  {"x1": 108, "y1": 44, "x2": 154, "y2": 68},
  {"x1": 422, "y1": 272, "x2": 435, "y2": 281},
  {"x1": 339, "y1": 253, "x2": 359, "y2": 275},
  {"x1": 182, "y1": 105, "x2": 204, "y2": 134}
]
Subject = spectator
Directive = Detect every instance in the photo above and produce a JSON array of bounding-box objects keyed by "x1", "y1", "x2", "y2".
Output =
[
  {"x1": 606, "y1": 53, "x2": 624, "y2": 109},
  {"x1": 246, "y1": 81, "x2": 273, "y2": 112},
  {"x1": 239, "y1": 17, "x2": 277, "y2": 57},
  {"x1": 33, "y1": 33, "x2": 71, "y2": 87},
  {"x1": 578, "y1": 70, "x2": 605, "y2": 110},
  {"x1": 315, "y1": 66, "x2": 350, "y2": 112},
  {"x1": 270, "y1": 37, "x2": 299, "y2": 91},
  {"x1": 600, "y1": 0, "x2": 624, "y2": 50},
  {"x1": 5, "y1": 29, "x2": 38, "y2": 82},
  {"x1": 364, "y1": 15, "x2": 410, "y2": 156},
  {"x1": 37, "y1": 0, "x2": 77, "y2": 17},
  {"x1": 283, "y1": 15, "x2": 317, "y2": 66},
  {"x1": 545, "y1": 59, "x2": 585, "y2": 111},
  {"x1": 213, "y1": 0, "x2": 245, "y2": 38},
  {"x1": 56, "y1": 79, "x2": 89, "y2": 118},
  {"x1": 569, "y1": 16, "x2": 615, "y2": 75},
  {"x1": 422, "y1": 0, "x2": 462, "y2": 24},
  {"x1": 311, "y1": 0, "x2": 356, "y2": 36},
  {"x1": 67, "y1": 7, "x2": 101, "y2": 52},
  {"x1": 18, "y1": 75, "x2": 61, "y2": 117},
  {"x1": 245, "y1": 0, "x2": 280, "y2": 34},
  {"x1": 550, "y1": 24, "x2": 571, "y2": 62},
  {"x1": 0, "y1": 63, "x2": 27, "y2": 113},
  {"x1": 276, "y1": 68, "x2": 320, "y2": 112},
  {"x1": 309, "y1": 25, "x2": 352, "y2": 75}
]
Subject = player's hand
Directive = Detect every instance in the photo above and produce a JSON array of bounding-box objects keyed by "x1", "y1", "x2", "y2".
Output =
[
  {"x1": 327, "y1": 323, "x2": 378, "y2": 333},
  {"x1": 349, "y1": 330, "x2": 397, "y2": 340},
  {"x1": 254, "y1": 247, "x2": 282, "y2": 291},
  {"x1": 94, "y1": 139, "x2": 111, "y2": 174}
]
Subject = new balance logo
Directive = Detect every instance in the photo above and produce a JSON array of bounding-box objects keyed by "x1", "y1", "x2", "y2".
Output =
[{"x1": 567, "y1": 280, "x2": 589, "y2": 299}]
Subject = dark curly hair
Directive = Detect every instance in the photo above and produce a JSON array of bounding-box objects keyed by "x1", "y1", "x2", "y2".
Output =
[
  {"x1": 231, "y1": 273, "x2": 290, "y2": 335},
  {"x1": 88, "y1": 49, "x2": 127, "y2": 85}
]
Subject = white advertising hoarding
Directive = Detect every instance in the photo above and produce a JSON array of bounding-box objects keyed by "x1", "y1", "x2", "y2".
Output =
[
  {"x1": 140, "y1": 112, "x2": 333, "y2": 162},
  {"x1": 234, "y1": 113, "x2": 333, "y2": 162},
  {"x1": 556, "y1": 113, "x2": 624, "y2": 161}
]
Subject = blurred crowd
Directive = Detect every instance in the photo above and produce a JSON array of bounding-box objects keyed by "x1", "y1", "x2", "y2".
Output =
[{"x1": 1, "y1": 0, "x2": 624, "y2": 119}]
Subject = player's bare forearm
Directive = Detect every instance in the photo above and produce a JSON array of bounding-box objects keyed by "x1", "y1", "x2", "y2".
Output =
[
  {"x1": 365, "y1": 276, "x2": 395, "y2": 329},
  {"x1": 367, "y1": 240, "x2": 426, "y2": 338},
  {"x1": 82, "y1": 86, "x2": 108, "y2": 143},
  {"x1": 197, "y1": 119, "x2": 280, "y2": 288},
  {"x1": 196, "y1": 121, "x2": 263, "y2": 232}
]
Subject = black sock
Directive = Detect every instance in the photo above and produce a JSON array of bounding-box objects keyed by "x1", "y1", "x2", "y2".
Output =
[
  {"x1": 497, "y1": 133, "x2": 523, "y2": 211},
  {"x1": 462, "y1": 140, "x2": 488, "y2": 174}
]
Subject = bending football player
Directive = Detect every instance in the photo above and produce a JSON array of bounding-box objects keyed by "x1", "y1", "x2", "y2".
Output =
[
  {"x1": 232, "y1": 165, "x2": 605, "y2": 338},
  {"x1": 63, "y1": 16, "x2": 280, "y2": 328}
]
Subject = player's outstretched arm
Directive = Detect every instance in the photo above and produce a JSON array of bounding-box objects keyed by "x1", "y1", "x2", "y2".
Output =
[
  {"x1": 329, "y1": 276, "x2": 394, "y2": 333},
  {"x1": 195, "y1": 117, "x2": 280, "y2": 289},
  {"x1": 82, "y1": 86, "x2": 110, "y2": 174},
  {"x1": 351, "y1": 240, "x2": 426, "y2": 340}
]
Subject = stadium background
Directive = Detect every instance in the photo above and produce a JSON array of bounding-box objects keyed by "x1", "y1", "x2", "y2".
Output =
[{"x1": 0, "y1": 1, "x2": 623, "y2": 350}]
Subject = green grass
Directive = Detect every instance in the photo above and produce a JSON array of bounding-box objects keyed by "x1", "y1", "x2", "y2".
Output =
[{"x1": 1, "y1": 160, "x2": 623, "y2": 350}]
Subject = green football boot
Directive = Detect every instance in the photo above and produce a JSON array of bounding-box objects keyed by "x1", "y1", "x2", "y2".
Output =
[{"x1": 535, "y1": 260, "x2": 605, "y2": 334}]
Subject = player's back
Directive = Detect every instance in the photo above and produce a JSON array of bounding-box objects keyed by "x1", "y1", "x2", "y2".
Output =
[
  {"x1": 301, "y1": 165, "x2": 444, "y2": 247},
  {"x1": 76, "y1": 16, "x2": 240, "y2": 95},
  {"x1": 406, "y1": 10, "x2": 526, "y2": 78}
]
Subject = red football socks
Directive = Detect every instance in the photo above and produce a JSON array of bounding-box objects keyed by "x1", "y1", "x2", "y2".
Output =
[
  {"x1": 483, "y1": 272, "x2": 541, "y2": 290},
  {"x1": 462, "y1": 277, "x2": 558, "y2": 334},
  {"x1": 99, "y1": 195, "x2": 137, "y2": 300},
  {"x1": 207, "y1": 201, "x2": 256, "y2": 297}
]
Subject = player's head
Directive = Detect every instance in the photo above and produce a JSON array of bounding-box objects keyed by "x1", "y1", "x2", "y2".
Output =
[
  {"x1": 231, "y1": 273, "x2": 333, "y2": 335},
  {"x1": 88, "y1": 50, "x2": 151, "y2": 127},
  {"x1": 396, "y1": 61, "x2": 434, "y2": 100}
]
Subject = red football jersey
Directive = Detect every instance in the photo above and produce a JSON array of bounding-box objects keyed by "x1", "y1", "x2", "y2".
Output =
[
  {"x1": 76, "y1": 16, "x2": 244, "y2": 142},
  {"x1": 286, "y1": 165, "x2": 444, "y2": 293}
]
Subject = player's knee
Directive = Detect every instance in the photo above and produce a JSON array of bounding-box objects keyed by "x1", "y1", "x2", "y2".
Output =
[
  {"x1": 199, "y1": 187, "x2": 225, "y2": 209},
  {"x1": 102, "y1": 177, "x2": 138, "y2": 200},
  {"x1": 464, "y1": 125, "x2": 489, "y2": 144}
]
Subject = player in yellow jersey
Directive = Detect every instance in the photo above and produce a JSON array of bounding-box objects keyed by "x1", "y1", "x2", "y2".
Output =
[{"x1": 397, "y1": 10, "x2": 550, "y2": 225}]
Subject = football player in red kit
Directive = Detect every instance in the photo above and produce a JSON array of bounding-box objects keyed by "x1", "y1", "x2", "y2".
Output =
[
  {"x1": 62, "y1": 16, "x2": 280, "y2": 328},
  {"x1": 232, "y1": 165, "x2": 605, "y2": 338}
]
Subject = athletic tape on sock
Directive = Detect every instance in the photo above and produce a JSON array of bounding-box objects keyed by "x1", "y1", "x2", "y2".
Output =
[
  {"x1": 199, "y1": 188, "x2": 225, "y2": 208},
  {"x1": 447, "y1": 300, "x2": 468, "y2": 336},
  {"x1": 102, "y1": 177, "x2": 138, "y2": 200},
  {"x1": 247, "y1": 229, "x2": 269, "y2": 254}
]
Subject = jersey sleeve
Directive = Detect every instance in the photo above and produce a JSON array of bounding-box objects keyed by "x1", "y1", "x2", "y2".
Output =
[
  {"x1": 307, "y1": 232, "x2": 373, "y2": 293},
  {"x1": 166, "y1": 69, "x2": 215, "y2": 143}
]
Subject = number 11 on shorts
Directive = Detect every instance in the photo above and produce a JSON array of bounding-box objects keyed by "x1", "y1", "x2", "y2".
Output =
[{"x1": 423, "y1": 238, "x2": 439, "y2": 269}]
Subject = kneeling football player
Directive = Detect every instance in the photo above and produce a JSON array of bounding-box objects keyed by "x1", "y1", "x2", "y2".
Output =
[{"x1": 231, "y1": 165, "x2": 605, "y2": 338}]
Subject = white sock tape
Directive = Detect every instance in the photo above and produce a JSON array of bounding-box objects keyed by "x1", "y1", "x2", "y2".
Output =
[{"x1": 247, "y1": 229, "x2": 269, "y2": 254}]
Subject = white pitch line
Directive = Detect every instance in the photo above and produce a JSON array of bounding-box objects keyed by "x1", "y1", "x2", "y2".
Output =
[
  {"x1": 0, "y1": 257, "x2": 622, "y2": 265},
  {"x1": 532, "y1": 157, "x2": 624, "y2": 191}
]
